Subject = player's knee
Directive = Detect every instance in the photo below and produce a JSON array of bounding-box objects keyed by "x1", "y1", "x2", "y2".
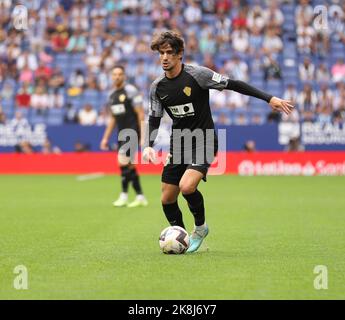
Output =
[
  {"x1": 161, "y1": 193, "x2": 178, "y2": 204},
  {"x1": 161, "y1": 188, "x2": 178, "y2": 204},
  {"x1": 179, "y1": 182, "x2": 196, "y2": 195}
]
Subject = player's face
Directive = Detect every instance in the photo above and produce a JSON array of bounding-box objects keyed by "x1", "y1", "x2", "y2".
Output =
[
  {"x1": 112, "y1": 68, "x2": 125, "y2": 87},
  {"x1": 158, "y1": 44, "x2": 182, "y2": 72}
]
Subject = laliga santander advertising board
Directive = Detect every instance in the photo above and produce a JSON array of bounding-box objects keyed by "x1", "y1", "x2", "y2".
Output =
[
  {"x1": 1, "y1": 151, "x2": 345, "y2": 176},
  {"x1": 223, "y1": 152, "x2": 345, "y2": 176}
]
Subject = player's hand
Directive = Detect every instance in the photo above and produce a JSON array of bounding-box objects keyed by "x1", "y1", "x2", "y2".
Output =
[
  {"x1": 269, "y1": 97, "x2": 294, "y2": 115},
  {"x1": 100, "y1": 138, "x2": 109, "y2": 151},
  {"x1": 143, "y1": 147, "x2": 156, "y2": 163}
]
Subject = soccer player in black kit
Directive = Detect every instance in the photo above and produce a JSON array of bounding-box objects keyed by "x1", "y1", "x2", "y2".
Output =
[
  {"x1": 101, "y1": 65, "x2": 148, "y2": 207},
  {"x1": 143, "y1": 31, "x2": 294, "y2": 253}
]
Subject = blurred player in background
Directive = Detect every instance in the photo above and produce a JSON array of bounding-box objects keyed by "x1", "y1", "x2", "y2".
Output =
[
  {"x1": 100, "y1": 66, "x2": 148, "y2": 207},
  {"x1": 143, "y1": 31, "x2": 294, "y2": 252}
]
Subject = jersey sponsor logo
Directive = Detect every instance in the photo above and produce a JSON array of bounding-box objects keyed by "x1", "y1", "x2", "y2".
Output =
[
  {"x1": 159, "y1": 94, "x2": 168, "y2": 100},
  {"x1": 167, "y1": 102, "x2": 195, "y2": 118},
  {"x1": 119, "y1": 94, "x2": 126, "y2": 102},
  {"x1": 212, "y1": 72, "x2": 222, "y2": 83},
  {"x1": 110, "y1": 103, "x2": 126, "y2": 115},
  {"x1": 191, "y1": 163, "x2": 201, "y2": 166},
  {"x1": 183, "y1": 86, "x2": 191, "y2": 97}
]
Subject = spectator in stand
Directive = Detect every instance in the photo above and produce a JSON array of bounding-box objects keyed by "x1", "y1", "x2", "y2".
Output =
[
  {"x1": 0, "y1": 111, "x2": 6, "y2": 124},
  {"x1": 48, "y1": 88, "x2": 64, "y2": 108},
  {"x1": 297, "y1": 83, "x2": 317, "y2": 122},
  {"x1": 228, "y1": 91, "x2": 249, "y2": 110},
  {"x1": 234, "y1": 113, "x2": 249, "y2": 125},
  {"x1": 231, "y1": 28, "x2": 249, "y2": 53},
  {"x1": 263, "y1": 1, "x2": 284, "y2": 29},
  {"x1": 333, "y1": 82, "x2": 345, "y2": 111},
  {"x1": 210, "y1": 90, "x2": 228, "y2": 110},
  {"x1": 15, "y1": 84, "x2": 31, "y2": 108},
  {"x1": 243, "y1": 140, "x2": 256, "y2": 152},
  {"x1": 283, "y1": 84, "x2": 298, "y2": 106},
  {"x1": 90, "y1": 0, "x2": 108, "y2": 19},
  {"x1": 74, "y1": 141, "x2": 91, "y2": 152},
  {"x1": 296, "y1": 18, "x2": 315, "y2": 54},
  {"x1": 285, "y1": 137, "x2": 305, "y2": 152},
  {"x1": 299, "y1": 56, "x2": 315, "y2": 82},
  {"x1": 317, "y1": 83, "x2": 334, "y2": 111},
  {"x1": 247, "y1": 5, "x2": 266, "y2": 32},
  {"x1": 64, "y1": 103, "x2": 78, "y2": 123},
  {"x1": 317, "y1": 105, "x2": 333, "y2": 125},
  {"x1": 1, "y1": 82, "x2": 14, "y2": 101},
  {"x1": 316, "y1": 63, "x2": 331, "y2": 83},
  {"x1": 261, "y1": 28, "x2": 283, "y2": 57},
  {"x1": 263, "y1": 54, "x2": 281, "y2": 81},
  {"x1": 331, "y1": 58, "x2": 345, "y2": 83},
  {"x1": 70, "y1": 1, "x2": 90, "y2": 31},
  {"x1": 10, "y1": 111, "x2": 30, "y2": 129},
  {"x1": 328, "y1": 4, "x2": 345, "y2": 43},
  {"x1": 66, "y1": 29, "x2": 87, "y2": 52},
  {"x1": 19, "y1": 65, "x2": 35, "y2": 83},
  {"x1": 184, "y1": 0, "x2": 202, "y2": 24},
  {"x1": 248, "y1": 26, "x2": 263, "y2": 56},
  {"x1": 215, "y1": 12, "x2": 232, "y2": 44},
  {"x1": 35, "y1": 62, "x2": 53, "y2": 82},
  {"x1": 31, "y1": 86, "x2": 50, "y2": 111},
  {"x1": 295, "y1": 0, "x2": 314, "y2": 26},
  {"x1": 224, "y1": 55, "x2": 248, "y2": 81},
  {"x1": 96, "y1": 107, "x2": 111, "y2": 126},
  {"x1": 203, "y1": 54, "x2": 218, "y2": 72},
  {"x1": 41, "y1": 138, "x2": 62, "y2": 154},
  {"x1": 78, "y1": 104, "x2": 98, "y2": 126},
  {"x1": 16, "y1": 50, "x2": 38, "y2": 71},
  {"x1": 51, "y1": 27, "x2": 70, "y2": 52},
  {"x1": 15, "y1": 141, "x2": 35, "y2": 154},
  {"x1": 215, "y1": 0, "x2": 231, "y2": 14}
]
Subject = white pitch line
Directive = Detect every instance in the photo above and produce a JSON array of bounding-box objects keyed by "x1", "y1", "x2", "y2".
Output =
[{"x1": 76, "y1": 172, "x2": 105, "y2": 181}]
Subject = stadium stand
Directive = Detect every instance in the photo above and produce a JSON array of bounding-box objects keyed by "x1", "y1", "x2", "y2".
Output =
[{"x1": 0, "y1": 0, "x2": 344, "y2": 127}]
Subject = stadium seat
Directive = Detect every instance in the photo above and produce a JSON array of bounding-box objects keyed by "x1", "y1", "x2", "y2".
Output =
[{"x1": 47, "y1": 108, "x2": 64, "y2": 126}]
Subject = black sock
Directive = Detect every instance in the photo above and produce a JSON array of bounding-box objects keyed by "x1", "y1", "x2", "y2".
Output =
[
  {"x1": 129, "y1": 167, "x2": 143, "y2": 195},
  {"x1": 120, "y1": 166, "x2": 131, "y2": 193},
  {"x1": 182, "y1": 189, "x2": 205, "y2": 226},
  {"x1": 162, "y1": 202, "x2": 185, "y2": 229}
]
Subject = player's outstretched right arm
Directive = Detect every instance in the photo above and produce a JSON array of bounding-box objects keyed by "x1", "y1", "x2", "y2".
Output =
[{"x1": 100, "y1": 116, "x2": 116, "y2": 150}]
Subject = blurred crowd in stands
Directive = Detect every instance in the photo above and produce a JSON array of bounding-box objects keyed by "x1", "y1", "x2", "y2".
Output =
[{"x1": 0, "y1": 0, "x2": 345, "y2": 129}]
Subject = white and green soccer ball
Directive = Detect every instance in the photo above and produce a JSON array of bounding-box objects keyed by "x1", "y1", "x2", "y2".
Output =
[{"x1": 159, "y1": 226, "x2": 189, "y2": 254}]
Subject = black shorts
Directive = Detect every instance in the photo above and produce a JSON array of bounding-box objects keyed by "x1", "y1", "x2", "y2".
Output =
[{"x1": 161, "y1": 153, "x2": 212, "y2": 186}]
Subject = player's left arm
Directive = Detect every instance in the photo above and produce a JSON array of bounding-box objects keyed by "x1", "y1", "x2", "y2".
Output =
[
  {"x1": 226, "y1": 79, "x2": 294, "y2": 115},
  {"x1": 191, "y1": 65, "x2": 294, "y2": 115}
]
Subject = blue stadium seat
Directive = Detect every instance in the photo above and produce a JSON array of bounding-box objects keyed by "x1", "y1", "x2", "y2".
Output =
[
  {"x1": 47, "y1": 108, "x2": 64, "y2": 126},
  {"x1": 30, "y1": 111, "x2": 47, "y2": 125}
]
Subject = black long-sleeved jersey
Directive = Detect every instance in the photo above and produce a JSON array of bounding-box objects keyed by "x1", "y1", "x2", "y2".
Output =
[
  {"x1": 108, "y1": 83, "x2": 143, "y2": 133},
  {"x1": 148, "y1": 64, "x2": 272, "y2": 158}
]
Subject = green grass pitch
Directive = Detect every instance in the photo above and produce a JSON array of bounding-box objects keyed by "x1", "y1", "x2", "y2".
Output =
[{"x1": 0, "y1": 175, "x2": 344, "y2": 299}]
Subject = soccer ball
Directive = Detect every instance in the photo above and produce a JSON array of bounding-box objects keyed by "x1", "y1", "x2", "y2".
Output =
[{"x1": 159, "y1": 226, "x2": 190, "y2": 254}]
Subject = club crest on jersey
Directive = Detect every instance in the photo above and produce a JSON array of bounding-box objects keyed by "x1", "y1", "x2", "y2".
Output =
[
  {"x1": 183, "y1": 86, "x2": 191, "y2": 97},
  {"x1": 119, "y1": 94, "x2": 126, "y2": 102}
]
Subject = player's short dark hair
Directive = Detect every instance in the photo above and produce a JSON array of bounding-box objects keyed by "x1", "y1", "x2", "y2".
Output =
[
  {"x1": 112, "y1": 65, "x2": 125, "y2": 72},
  {"x1": 151, "y1": 31, "x2": 184, "y2": 55}
]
